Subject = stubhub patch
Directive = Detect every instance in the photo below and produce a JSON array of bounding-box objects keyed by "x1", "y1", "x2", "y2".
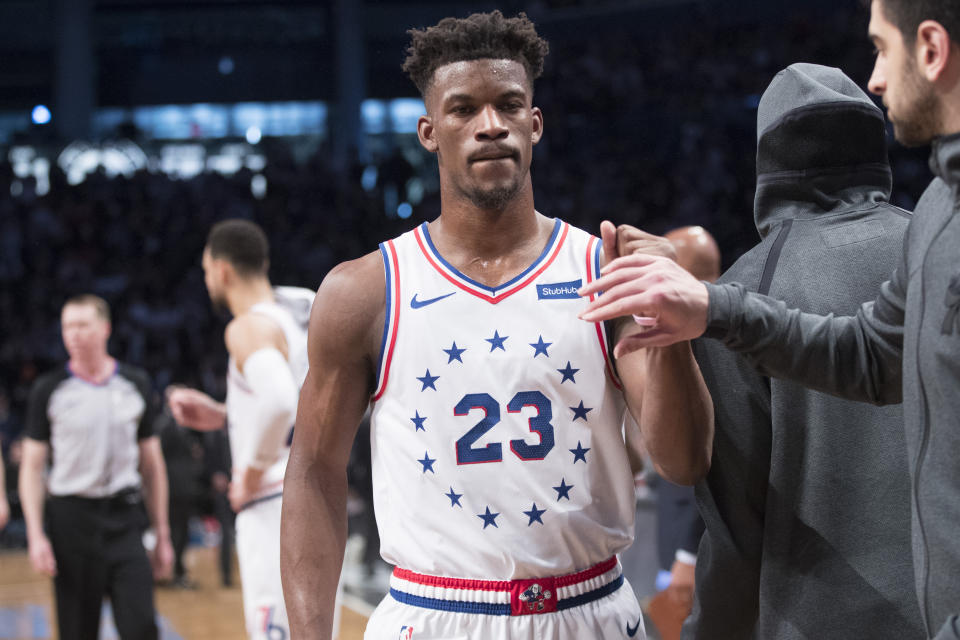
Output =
[{"x1": 537, "y1": 279, "x2": 582, "y2": 300}]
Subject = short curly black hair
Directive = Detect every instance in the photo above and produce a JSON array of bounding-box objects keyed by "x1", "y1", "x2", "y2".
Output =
[{"x1": 402, "y1": 10, "x2": 550, "y2": 97}]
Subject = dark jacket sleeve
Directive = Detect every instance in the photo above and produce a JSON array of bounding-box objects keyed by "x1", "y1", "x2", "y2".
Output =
[{"x1": 702, "y1": 256, "x2": 906, "y2": 404}]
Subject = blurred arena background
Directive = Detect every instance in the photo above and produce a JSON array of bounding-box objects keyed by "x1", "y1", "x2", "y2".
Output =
[{"x1": 0, "y1": 0, "x2": 934, "y2": 638}]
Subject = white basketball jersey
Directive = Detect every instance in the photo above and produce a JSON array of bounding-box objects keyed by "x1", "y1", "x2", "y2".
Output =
[
  {"x1": 370, "y1": 219, "x2": 636, "y2": 581},
  {"x1": 226, "y1": 286, "x2": 314, "y2": 496}
]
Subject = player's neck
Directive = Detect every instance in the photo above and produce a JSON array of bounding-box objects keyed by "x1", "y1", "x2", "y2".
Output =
[
  {"x1": 69, "y1": 354, "x2": 115, "y2": 384},
  {"x1": 226, "y1": 278, "x2": 274, "y2": 317},
  {"x1": 434, "y1": 185, "x2": 542, "y2": 260}
]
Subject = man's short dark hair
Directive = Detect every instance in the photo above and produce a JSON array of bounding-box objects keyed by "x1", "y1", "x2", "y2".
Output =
[
  {"x1": 63, "y1": 294, "x2": 110, "y2": 321},
  {"x1": 402, "y1": 10, "x2": 549, "y2": 97},
  {"x1": 865, "y1": 0, "x2": 959, "y2": 45},
  {"x1": 206, "y1": 219, "x2": 270, "y2": 278}
]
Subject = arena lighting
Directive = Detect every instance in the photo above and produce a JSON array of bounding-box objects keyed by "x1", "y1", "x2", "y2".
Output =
[
  {"x1": 31, "y1": 105, "x2": 51, "y2": 125},
  {"x1": 245, "y1": 125, "x2": 262, "y2": 145},
  {"x1": 57, "y1": 140, "x2": 148, "y2": 185},
  {"x1": 397, "y1": 202, "x2": 413, "y2": 219}
]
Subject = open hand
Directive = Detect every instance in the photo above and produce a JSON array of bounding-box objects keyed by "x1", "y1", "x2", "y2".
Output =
[{"x1": 578, "y1": 253, "x2": 709, "y2": 355}]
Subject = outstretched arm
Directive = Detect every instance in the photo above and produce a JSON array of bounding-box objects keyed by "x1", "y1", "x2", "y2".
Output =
[
  {"x1": 597, "y1": 222, "x2": 713, "y2": 486},
  {"x1": 579, "y1": 251, "x2": 905, "y2": 405},
  {"x1": 281, "y1": 252, "x2": 383, "y2": 640}
]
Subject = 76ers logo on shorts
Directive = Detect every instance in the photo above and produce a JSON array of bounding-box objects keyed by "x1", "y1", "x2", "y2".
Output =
[{"x1": 398, "y1": 626, "x2": 415, "y2": 639}]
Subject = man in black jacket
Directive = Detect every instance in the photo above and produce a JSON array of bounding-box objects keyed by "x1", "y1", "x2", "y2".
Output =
[
  {"x1": 579, "y1": 2, "x2": 960, "y2": 636},
  {"x1": 685, "y1": 63, "x2": 923, "y2": 639}
]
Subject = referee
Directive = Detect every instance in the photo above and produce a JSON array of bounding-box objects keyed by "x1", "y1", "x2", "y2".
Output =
[{"x1": 19, "y1": 294, "x2": 173, "y2": 640}]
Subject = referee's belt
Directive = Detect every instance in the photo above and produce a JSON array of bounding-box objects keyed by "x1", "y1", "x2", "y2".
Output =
[{"x1": 389, "y1": 556, "x2": 623, "y2": 616}]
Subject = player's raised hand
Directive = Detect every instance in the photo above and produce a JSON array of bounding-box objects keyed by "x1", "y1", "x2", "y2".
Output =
[
  {"x1": 578, "y1": 253, "x2": 710, "y2": 355},
  {"x1": 167, "y1": 386, "x2": 226, "y2": 431},
  {"x1": 599, "y1": 220, "x2": 677, "y2": 266}
]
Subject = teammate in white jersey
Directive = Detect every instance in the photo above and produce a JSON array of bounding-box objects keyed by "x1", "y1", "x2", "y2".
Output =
[
  {"x1": 282, "y1": 11, "x2": 714, "y2": 640},
  {"x1": 167, "y1": 219, "x2": 322, "y2": 639}
]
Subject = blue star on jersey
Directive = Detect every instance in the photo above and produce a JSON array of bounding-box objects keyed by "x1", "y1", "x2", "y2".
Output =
[
  {"x1": 445, "y1": 487, "x2": 463, "y2": 507},
  {"x1": 478, "y1": 507, "x2": 500, "y2": 529},
  {"x1": 417, "y1": 369, "x2": 439, "y2": 391},
  {"x1": 569, "y1": 401, "x2": 593, "y2": 422},
  {"x1": 557, "y1": 361, "x2": 579, "y2": 384},
  {"x1": 523, "y1": 503, "x2": 547, "y2": 526},
  {"x1": 410, "y1": 411, "x2": 427, "y2": 432},
  {"x1": 418, "y1": 452, "x2": 436, "y2": 473},
  {"x1": 553, "y1": 478, "x2": 574, "y2": 501},
  {"x1": 529, "y1": 335, "x2": 552, "y2": 358},
  {"x1": 570, "y1": 441, "x2": 591, "y2": 463},
  {"x1": 485, "y1": 331, "x2": 509, "y2": 352},
  {"x1": 443, "y1": 342, "x2": 466, "y2": 364}
]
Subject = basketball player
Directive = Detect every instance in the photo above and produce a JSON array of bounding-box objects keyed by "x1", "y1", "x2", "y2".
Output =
[
  {"x1": 167, "y1": 219, "x2": 318, "y2": 640},
  {"x1": 579, "y1": 1, "x2": 960, "y2": 636},
  {"x1": 281, "y1": 11, "x2": 713, "y2": 639},
  {"x1": 20, "y1": 295, "x2": 172, "y2": 640}
]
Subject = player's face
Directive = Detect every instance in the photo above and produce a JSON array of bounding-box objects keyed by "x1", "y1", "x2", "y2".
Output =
[
  {"x1": 867, "y1": 0, "x2": 942, "y2": 146},
  {"x1": 419, "y1": 58, "x2": 543, "y2": 210},
  {"x1": 201, "y1": 248, "x2": 228, "y2": 311},
  {"x1": 61, "y1": 303, "x2": 110, "y2": 360}
]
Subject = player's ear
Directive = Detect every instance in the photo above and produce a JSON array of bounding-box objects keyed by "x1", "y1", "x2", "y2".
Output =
[
  {"x1": 418, "y1": 115, "x2": 438, "y2": 153},
  {"x1": 531, "y1": 106, "x2": 543, "y2": 146}
]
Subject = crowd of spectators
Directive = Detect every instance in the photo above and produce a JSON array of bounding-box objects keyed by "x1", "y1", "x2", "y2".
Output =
[{"x1": 0, "y1": 1, "x2": 935, "y2": 545}]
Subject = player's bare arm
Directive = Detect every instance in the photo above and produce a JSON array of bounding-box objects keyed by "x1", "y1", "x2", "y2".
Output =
[
  {"x1": 138, "y1": 436, "x2": 174, "y2": 580},
  {"x1": 596, "y1": 221, "x2": 713, "y2": 486},
  {"x1": 223, "y1": 311, "x2": 299, "y2": 510},
  {"x1": 281, "y1": 250, "x2": 384, "y2": 640},
  {"x1": 19, "y1": 438, "x2": 57, "y2": 576},
  {"x1": 167, "y1": 387, "x2": 227, "y2": 431}
]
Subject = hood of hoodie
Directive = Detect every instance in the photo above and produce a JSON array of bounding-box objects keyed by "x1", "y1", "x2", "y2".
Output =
[{"x1": 753, "y1": 63, "x2": 893, "y2": 238}]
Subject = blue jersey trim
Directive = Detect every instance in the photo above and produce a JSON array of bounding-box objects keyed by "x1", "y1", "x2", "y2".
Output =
[
  {"x1": 419, "y1": 219, "x2": 562, "y2": 295},
  {"x1": 389, "y1": 573, "x2": 623, "y2": 616},
  {"x1": 593, "y1": 239, "x2": 603, "y2": 295},
  {"x1": 376, "y1": 243, "x2": 393, "y2": 390},
  {"x1": 389, "y1": 589, "x2": 511, "y2": 616},
  {"x1": 556, "y1": 573, "x2": 624, "y2": 611}
]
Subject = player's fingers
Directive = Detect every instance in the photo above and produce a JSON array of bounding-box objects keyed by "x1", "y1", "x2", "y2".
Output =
[
  {"x1": 579, "y1": 269, "x2": 660, "y2": 316},
  {"x1": 580, "y1": 292, "x2": 655, "y2": 323},
  {"x1": 578, "y1": 263, "x2": 651, "y2": 298},
  {"x1": 600, "y1": 221, "x2": 617, "y2": 266},
  {"x1": 599, "y1": 252, "x2": 662, "y2": 276}
]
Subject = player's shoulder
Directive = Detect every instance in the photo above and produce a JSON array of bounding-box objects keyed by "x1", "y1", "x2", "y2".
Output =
[
  {"x1": 225, "y1": 310, "x2": 286, "y2": 355},
  {"x1": 316, "y1": 250, "x2": 385, "y2": 314},
  {"x1": 309, "y1": 250, "x2": 385, "y2": 352}
]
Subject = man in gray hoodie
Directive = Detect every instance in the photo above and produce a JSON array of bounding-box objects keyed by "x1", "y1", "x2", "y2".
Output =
[
  {"x1": 684, "y1": 63, "x2": 922, "y2": 639},
  {"x1": 578, "y1": 1, "x2": 960, "y2": 637}
]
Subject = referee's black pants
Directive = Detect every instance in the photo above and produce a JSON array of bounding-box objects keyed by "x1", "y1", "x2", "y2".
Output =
[{"x1": 46, "y1": 492, "x2": 158, "y2": 640}]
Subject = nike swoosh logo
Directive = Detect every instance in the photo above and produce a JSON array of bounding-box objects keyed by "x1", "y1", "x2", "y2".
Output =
[
  {"x1": 410, "y1": 292, "x2": 455, "y2": 309},
  {"x1": 626, "y1": 616, "x2": 642, "y2": 637}
]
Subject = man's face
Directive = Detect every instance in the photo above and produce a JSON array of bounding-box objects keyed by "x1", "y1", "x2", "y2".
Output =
[
  {"x1": 61, "y1": 303, "x2": 110, "y2": 361},
  {"x1": 419, "y1": 58, "x2": 543, "y2": 210},
  {"x1": 868, "y1": 0, "x2": 942, "y2": 146},
  {"x1": 201, "y1": 248, "x2": 228, "y2": 311}
]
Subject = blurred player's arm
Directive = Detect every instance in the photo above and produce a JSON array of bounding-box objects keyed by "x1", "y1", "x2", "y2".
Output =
[
  {"x1": 224, "y1": 314, "x2": 298, "y2": 509},
  {"x1": 597, "y1": 221, "x2": 713, "y2": 486},
  {"x1": 19, "y1": 438, "x2": 56, "y2": 576},
  {"x1": 167, "y1": 387, "x2": 227, "y2": 431},
  {"x1": 139, "y1": 436, "x2": 174, "y2": 579},
  {"x1": 282, "y1": 252, "x2": 383, "y2": 640}
]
